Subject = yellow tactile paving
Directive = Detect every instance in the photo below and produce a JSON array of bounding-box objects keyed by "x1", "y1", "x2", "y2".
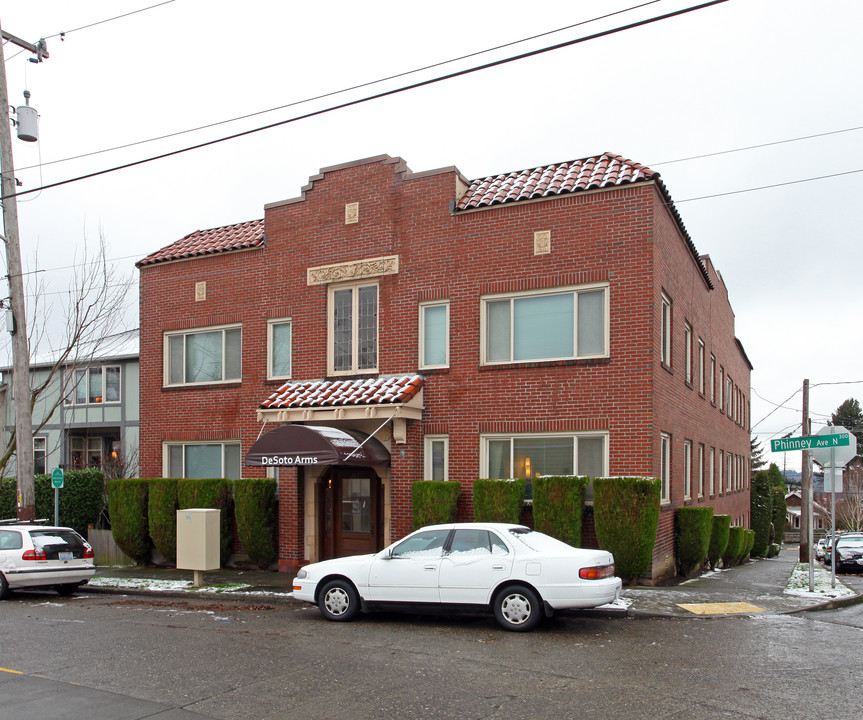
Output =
[{"x1": 677, "y1": 602, "x2": 766, "y2": 615}]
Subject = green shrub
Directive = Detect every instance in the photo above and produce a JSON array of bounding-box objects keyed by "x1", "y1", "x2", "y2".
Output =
[
  {"x1": 722, "y1": 526, "x2": 745, "y2": 567},
  {"x1": 707, "y1": 514, "x2": 731, "y2": 569},
  {"x1": 739, "y1": 529, "x2": 756, "y2": 563},
  {"x1": 33, "y1": 469, "x2": 105, "y2": 537},
  {"x1": 0, "y1": 477, "x2": 17, "y2": 519},
  {"x1": 532, "y1": 475, "x2": 588, "y2": 547},
  {"x1": 148, "y1": 478, "x2": 178, "y2": 563},
  {"x1": 107, "y1": 478, "x2": 152, "y2": 563},
  {"x1": 771, "y1": 483, "x2": 787, "y2": 547},
  {"x1": 750, "y1": 469, "x2": 773, "y2": 557},
  {"x1": 177, "y1": 478, "x2": 233, "y2": 566},
  {"x1": 234, "y1": 478, "x2": 277, "y2": 568},
  {"x1": 412, "y1": 481, "x2": 460, "y2": 528},
  {"x1": 593, "y1": 477, "x2": 661, "y2": 582},
  {"x1": 676, "y1": 506, "x2": 714, "y2": 577},
  {"x1": 472, "y1": 479, "x2": 525, "y2": 523}
]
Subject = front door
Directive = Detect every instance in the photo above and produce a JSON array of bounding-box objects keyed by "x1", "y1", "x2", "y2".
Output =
[{"x1": 318, "y1": 467, "x2": 383, "y2": 560}]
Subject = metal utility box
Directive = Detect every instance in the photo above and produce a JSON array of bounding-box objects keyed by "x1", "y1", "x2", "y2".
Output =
[{"x1": 176, "y1": 508, "x2": 220, "y2": 571}]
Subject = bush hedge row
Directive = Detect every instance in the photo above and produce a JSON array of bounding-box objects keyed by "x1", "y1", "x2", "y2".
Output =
[
  {"x1": 532, "y1": 475, "x2": 588, "y2": 548},
  {"x1": 708, "y1": 514, "x2": 731, "y2": 569},
  {"x1": 676, "y1": 506, "x2": 714, "y2": 577},
  {"x1": 412, "y1": 481, "x2": 460, "y2": 528},
  {"x1": 472, "y1": 479, "x2": 525, "y2": 523}
]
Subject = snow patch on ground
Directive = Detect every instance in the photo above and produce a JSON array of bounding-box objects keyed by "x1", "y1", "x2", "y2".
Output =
[
  {"x1": 784, "y1": 563, "x2": 857, "y2": 599},
  {"x1": 87, "y1": 576, "x2": 293, "y2": 598}
]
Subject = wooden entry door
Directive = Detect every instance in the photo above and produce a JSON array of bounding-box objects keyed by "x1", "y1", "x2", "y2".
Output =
[{"x1": 318, "y1": 467, "x2": 383, "y2": 560}]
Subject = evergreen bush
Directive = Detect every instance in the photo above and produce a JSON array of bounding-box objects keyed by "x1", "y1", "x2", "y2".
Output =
[
  {"x1": 770, "y1": 473, "x2": 787, "y2": 548},
  {"x1": 676, "y1": 506, "x2": 714, "y2": 577},
  {"x1": 234, "y1": 478, "x2": 277, "y2": 568},
  {"x1": 532, "y1": 475, "x2": 588, "y2": 547},
  {"x1": 0, "y1": 477, "x2": 17, "y2": 519},
  {"x1": 593, "y1": 477, "x2": 661, "y2": 582},
  {"x1": 148, "y1": 478, "x2": 178, "y2": 563},
  {"x1": 739, "y1": 529, "x2": 756, "y2": 563},
  {"x1": 750, "y1": 469, "x2": 773, "y2": 557},
  {"x1": 34, "y1": 469, "x2": 104, "y2": 536},
  {"x1": 412, "y1": 481, "x2": 460, "y2": 528},
  {"x1": 707, "y1": 514, "x2": 731, "y2": 569},
  {"x1": 107, "y1": 478, "x2": 151, "y2": 563},
  {"x1": 472, "y1": 479, "x2": 525, "y2": 523},
  {"x1": 177, "y1": 478, "x2": 233, "y2": 565},
  {"x1": 722, "y1": 525, "x2": 745, "y2": 567}
]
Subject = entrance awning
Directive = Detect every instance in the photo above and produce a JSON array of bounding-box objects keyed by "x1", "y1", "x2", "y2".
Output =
[{"x1": 244, "y1": 425, "x2": 389, "y2": 468}]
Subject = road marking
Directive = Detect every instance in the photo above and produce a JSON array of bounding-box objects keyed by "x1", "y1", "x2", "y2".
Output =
[
  {"x1": 677, "y1": 602, "x2": 766, "y2": 615},
  {"x1": 0, "y1": 668, "x2": 23, "y2": 674}
]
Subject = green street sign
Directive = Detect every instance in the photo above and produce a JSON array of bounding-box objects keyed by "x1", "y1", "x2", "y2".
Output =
[
  {"x1": 51, "y1": 468, "x2": 64, "y2": 489},
  {"x1": 771, "y1": 433, "x2": 851, "y2": 453}
]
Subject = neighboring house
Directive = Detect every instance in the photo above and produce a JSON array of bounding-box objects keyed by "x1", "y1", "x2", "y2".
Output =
[
  {"x1": 0, "y1": 329, "x2": 140, "y2": 478},
  {"x1": 136, "y1": 152, "x2": 752, "y2": 582},
  {"x1": 785, "y1": 490, "x2": 828, "y2": 534}
]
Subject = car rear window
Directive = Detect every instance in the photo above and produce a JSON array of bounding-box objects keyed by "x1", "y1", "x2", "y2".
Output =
[
  {"x1": 29, "y1": 530, "x2": 85, "y2": 548},
  {"x1": 508, "y1": 529, "x2": 573, "y2": 553},
  {"x1": 837, "y1": 536, "x2": 863, "y2": 549}
]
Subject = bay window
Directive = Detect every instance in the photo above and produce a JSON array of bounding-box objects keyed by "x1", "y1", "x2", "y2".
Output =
[{"x1": 165, "y1": 325, "x2": 241, "y2": 386}]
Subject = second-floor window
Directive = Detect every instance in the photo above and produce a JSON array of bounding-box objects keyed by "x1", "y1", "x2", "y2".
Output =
[
  {"x1": 66, "y1": 366, "x2": 121, "y2": 405},
  {"x1": 481, "y1": 285, "x2": 607, "y2": 365},
  {"x1": 419, "y1": 301, "x2": 449, "y2": 369},
  {"x1": 165, "y1": 325, "x2": 242, "y2": 386},
  {"x1": 329, "y1": 282, "x2": 378, "y2": 374},
  {"x1": 268, "y1": 319, "x2": 292, "y2": 380},
  {"x1": 661, "y1": 293, "x2": 672, "y2": 366}
]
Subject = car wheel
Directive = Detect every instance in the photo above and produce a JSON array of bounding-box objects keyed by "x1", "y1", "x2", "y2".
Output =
[
  {"x1": 493, "y1": 584, "x2": 542, "y2": 632},
  {"x1": 0, "y1": 573, "x2": 9, "y2": 601},
  {"x1": 318, "y1": 579, "x2": 360, "y2": 622},
  {"x1": 55, "y1": 583, "x2": 80, "y2": 596}
]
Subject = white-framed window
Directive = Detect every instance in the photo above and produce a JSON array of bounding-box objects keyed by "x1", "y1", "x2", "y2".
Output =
[
  {"x1": 419, "y1": 301, "x2": 449, "y2": 369},
  {"x1": 710, "y1": 354, "x2": 716, "y2": 403},
  {"x1": 726, "y1": 451, "x2": 733, "y2": 492},
  {"x1": 267, "y1": 319, "x2": 292, "y2": 380},
  {"x1": 34, "y1": 436, "x2": 46, "y2": 475},
  {"x1": 661, "y1": 293, "x2": 672, "y2": 366},
  {"x1": 65, "y1": 365, "x2": 121, "y2": 405},
  {"x1": 718, "y1": 450, "x2": 723, "y2": 495},
  {"x1": 698, "y1": 443, "x2": 705, "y2": 498},
  {"x1": 709, "y1": 447, "x2": 715, "y2": 496},
  {"x1": 71, "y1": 436, "x2": 102, "y2": 469},
  {"x1": 481, "y1": 432, "x2": 607, "y2": 481},
  {"x1": 683, "y1": 440, "x2": 692, "y2": 500},
  {"x1": 660, "y1": 433, "x2": 671, "y2": 504},
  {"x1": 165, "y1": 324, "x2": 241, "y2": 386},
  {"x1": 165, "y1": 442, "x2": 241, "y2": 480},
  {"x1": 726, "y1": 376, "x2": 734, "y2": 417},
  {"x1": 329, "y1": 281, "x2": 378, "y2": 374},
  {"x1": 684, "y1": 323, "x2": 693, "y2": 385},
  {"x1": 424, "y1": 435, "x2": 449, "y2": 481},
  {"x1": 481, "y1": 284, "x2": 608, "y2": 365},
  {"x1": 698, "y1": 340, "x2": 705, "y2": 395},
  {"x1": 719, "y1": 367, "x2": 725, "y2": 412}
]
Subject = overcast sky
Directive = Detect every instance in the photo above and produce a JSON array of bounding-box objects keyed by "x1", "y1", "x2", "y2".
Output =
[{"x1": 2, "y1": 0, "x2": 862, "y2": 472}]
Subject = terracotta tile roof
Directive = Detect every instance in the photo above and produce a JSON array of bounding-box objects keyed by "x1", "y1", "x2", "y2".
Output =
[
  {"x1": 261, "y1": 374, "x2": 423, "y2": 410},
  {"x1": 136, "y1": 219, "x2": 265, "y2": 267},
  {"x1": 456, "y1": 152, "x2": 656, "y2": 210}
]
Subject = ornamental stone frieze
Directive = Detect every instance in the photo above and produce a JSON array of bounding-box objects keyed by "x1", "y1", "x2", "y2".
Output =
[{"x1": 306, "y1": 255, "x2": 399, "y2": 286}]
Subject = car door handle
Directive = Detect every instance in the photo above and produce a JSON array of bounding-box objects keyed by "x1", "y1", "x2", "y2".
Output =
[
  {"x1": 424, "y1": 565, "x2": 437, "y2": 571},
  {"x1": 492, "y1": 564, "x2": 505, "y2": 570}
]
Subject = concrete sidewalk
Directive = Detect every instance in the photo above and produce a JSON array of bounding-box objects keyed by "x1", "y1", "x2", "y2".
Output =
[{"x1": 83, "y1": 546, "x2": 863, "y2": 618}]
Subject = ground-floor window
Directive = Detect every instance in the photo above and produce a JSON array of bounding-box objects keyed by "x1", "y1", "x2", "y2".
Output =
[
  {"x1": 424, "y1": 435, "x2": 449, "y2": 481},
  {"x1": 481, "y1": 432, "x2": 607, "y2": 481},
  {"x1": 71, "y1": 436, "x2": 103, "y2": 469},
  {"x1": 660, "y1": 433, "x2": 671, "y2": 504},
  {"x1": 165, "y1": 442, "x2": 241, "y2": 479},
  {"x1": 34, "y1": 437, "x2": 47, "y2": 475}
]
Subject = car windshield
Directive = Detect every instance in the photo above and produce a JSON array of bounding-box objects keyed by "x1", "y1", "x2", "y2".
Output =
[
  {"x1": 837, "y1": 536, "x2": 863, "y2": 549},
  {"x1": 508, "y1": 528, "x2": 573, "y2": 553}
]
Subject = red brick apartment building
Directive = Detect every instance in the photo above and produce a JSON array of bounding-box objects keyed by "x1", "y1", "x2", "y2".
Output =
[{"x1": 137, "y1": 152, "x2": 752, "y2": 582}]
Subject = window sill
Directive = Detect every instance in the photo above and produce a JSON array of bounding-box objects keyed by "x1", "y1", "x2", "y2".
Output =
[
  {"x1": 162, "y1": 381, "x2": 242, "y2": 391},
  {"x1": 479, "y1": 357, "x2": 610, "y2": 372}
]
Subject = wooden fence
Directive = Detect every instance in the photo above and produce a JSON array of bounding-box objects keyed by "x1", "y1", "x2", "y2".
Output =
[{"x1": 87, "y1": 527, "x2": 134, "y2": 567}]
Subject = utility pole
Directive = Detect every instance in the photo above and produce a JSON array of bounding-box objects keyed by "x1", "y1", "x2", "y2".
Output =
[
  {"x1": 800, "y1": 379, "x2": 813, "y2": 591},
  {"x1": 0, "y1": 20, "x2": 48, "y2": 521}
]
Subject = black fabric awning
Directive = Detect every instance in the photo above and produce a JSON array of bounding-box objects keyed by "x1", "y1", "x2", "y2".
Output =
[{"x1": 244, "y1": 425, "x2": 389, "y2": 468}]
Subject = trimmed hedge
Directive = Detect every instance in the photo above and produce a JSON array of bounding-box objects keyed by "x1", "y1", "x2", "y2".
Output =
[
  {"x1": 532, "y1": 475, "x2": 588, "y2": 547},
  {"x1": 593, "y1": 477, "x2": 661, "y2": 582},
  {"x1": 750, "y1": 469, "x2": 773, "y2": 557},
  {"x1": 234, "y1": 478, "x2": 277, "y2": 568},
  {"x1": 708, "y1": 514, "x2": 731, "y2": 569},
  {"x1": 107, "y1": 478, "x2": 152, "y2": 563},
  {"x1": 412, "y1": 481, "x2": 460, "y2": 528},
  {"x1": 771, "y1": 485, "x2": 787, "y2": 548},
  {"x1": 148, "y1": 478, "x2": 178, "y2": 563},
  {"x1": 472, "y1": 479, "x2": 525, "y2": 523},
  {"x1": 0, "y1": 477, "x2": 17, "y2": 519},
  {"x1": 676, "y1": 506, "x2": 714, "y2": 577},
  {"x1": 722, "y1": 525, "x2": 745, "y2": 567},
  {"x1": 177, "y1": 478, "x2": 233, "y2": 566},
  {"x1": 740, "y1": 529, "x2": 756, "y2": 563}
]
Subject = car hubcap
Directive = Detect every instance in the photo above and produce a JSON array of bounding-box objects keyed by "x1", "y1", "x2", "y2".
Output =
[
  {"x1": 325, "y1": 587, "x2": 349, "y2": 615},
  {"x1": 501, "y1": 593, "x2": 531, "y2": 625}
]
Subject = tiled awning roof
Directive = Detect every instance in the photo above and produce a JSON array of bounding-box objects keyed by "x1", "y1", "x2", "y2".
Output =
[
  {"x1": 136, "y1": 219, "x2": 265, "y2": 267},
  {"x1": 261, "y1": 375, "x2": 423, "y2": 410},
  {"x1": 456, "y1": 152, "x2": 656, "y2": 210}
]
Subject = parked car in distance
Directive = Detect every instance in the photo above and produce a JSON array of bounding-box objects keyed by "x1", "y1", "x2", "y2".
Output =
[
  {"x1": 0, "y1": 523, "x2": 96, "y2": 599},
  {"x1": 815, "y1": 538, "x2": 827, "y2": 562},
  {"x1": 832, "y1": 533, "x2": 863, "y2": 573},
  {"x1": 292, "y1": 523, "x2": 622, "y2": 632}
]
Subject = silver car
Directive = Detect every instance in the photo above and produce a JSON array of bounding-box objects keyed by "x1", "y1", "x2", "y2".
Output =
[{"x1": 0, "y1": 524, "x2": 96, "y2": 599}]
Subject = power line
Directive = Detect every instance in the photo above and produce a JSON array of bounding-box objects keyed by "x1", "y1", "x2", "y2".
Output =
[{"x1": 1, "y1": 0, "x2": 729, "y2": 202}]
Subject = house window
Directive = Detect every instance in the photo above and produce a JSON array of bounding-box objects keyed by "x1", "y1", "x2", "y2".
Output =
[
  {"x1": 34, "y1": 437, "x2": 46, "y2": 475},
  {"x1": 719, "y1": 367, "x2": 725, "y2": 412},
  {"x1": 165, "y1": 442, "x2": 241, "y2": 480},
  {"x1": 698, "y1": 340, "x2": 705, "y2": 395},
  {"x1": 660, "y1": 433, "x2": 671, "y2": 504},
  {"x1": 709, "y1": 447, "x2": 715, "y2": 496},
  {"x1": 329, "y1": 282, "x2": 378, "y2": 374},
  {"x1": 424, "y1": 435, "x2": 449, "y2": 481},
  {"x1": 698, "y1": 443, "x2": 705, "y2": 498},
  {"x1": 684, "y1": 323, "x2": 693, "y2": 385},
  {"x1": 683, "y1": 440, "x2": 692, "y2": 500},
  {"x1": 268, "y1": 319, "x2": 292, "y2": 379},
  {"x1": 165, "y1": 325, "x2": 241, "y2": 386},
  {"x1": 481, "y1": 285, "x2": 607, "y2": 365},
  {"x1": 726, "y1": 376, "x2": 734, "y2": 417},
  {"x1": 718, "y1": 450, "x2": 724, "y2": 495},
  {"x1": 726, "y1": 451, "x2": 733, "y2": 492},
  {"x1": 710, "y1": 354, "x2": 716, "y2": 404},
  {"x1": 482, "y1": 433, "x2": 607, "y2": 481},
  {"x1": 71, "y1": 436, "x2": 102, "y2": 469},
  {"x1": 66, "y1": 366, "x2": 121, "y2": 405},
  {"x1": 419, "y1": 301, "x2": 449, "y2": 369},
  {"x1": 661, "y1": 293, "x2": 672, "y2": 367}
]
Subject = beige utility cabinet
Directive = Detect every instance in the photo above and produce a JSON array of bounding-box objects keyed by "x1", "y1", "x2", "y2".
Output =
[{"x1": 176, "y1": 508, "x2": 220, "y2": 576}]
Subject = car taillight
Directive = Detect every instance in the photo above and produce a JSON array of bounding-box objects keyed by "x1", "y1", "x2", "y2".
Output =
[
  {"x1": 22, "y1": 548, "x2": 47, "y2": 561},
  {"x1": 83, "y1": 546, "x2": 94, "y2": 559},
  {"x1": 580, "y1": 564, "x2": 615, "y2": 580}
]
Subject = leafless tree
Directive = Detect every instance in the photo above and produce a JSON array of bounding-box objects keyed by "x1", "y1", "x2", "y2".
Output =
[{"x1": 814, "y1": 473, "x2": 863, "y2": 533}]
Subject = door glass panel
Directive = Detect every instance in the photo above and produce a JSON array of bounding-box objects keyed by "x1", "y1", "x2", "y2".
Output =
[
  {"x1": 391, "y1": 529, "x2": 448, "y2": 558},
  {"x1": 341, "y1": 476, "x2": 371, "y2": 532}
]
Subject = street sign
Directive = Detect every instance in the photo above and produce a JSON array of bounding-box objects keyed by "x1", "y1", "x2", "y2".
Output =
[
  {"x1": 770, "y1": 432, "x2": 850, "y2": 453},
  {"x1": 811, "y1": 425, "x2": 856, "y2": 467},
  {"x1": 51, "y1": 468, "x2": 64, "y2": 489}
]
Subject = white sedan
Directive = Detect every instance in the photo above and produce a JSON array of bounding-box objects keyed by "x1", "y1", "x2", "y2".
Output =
[{"x1": 293, "y1": 523, "x2": 621, "y2": 631}]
